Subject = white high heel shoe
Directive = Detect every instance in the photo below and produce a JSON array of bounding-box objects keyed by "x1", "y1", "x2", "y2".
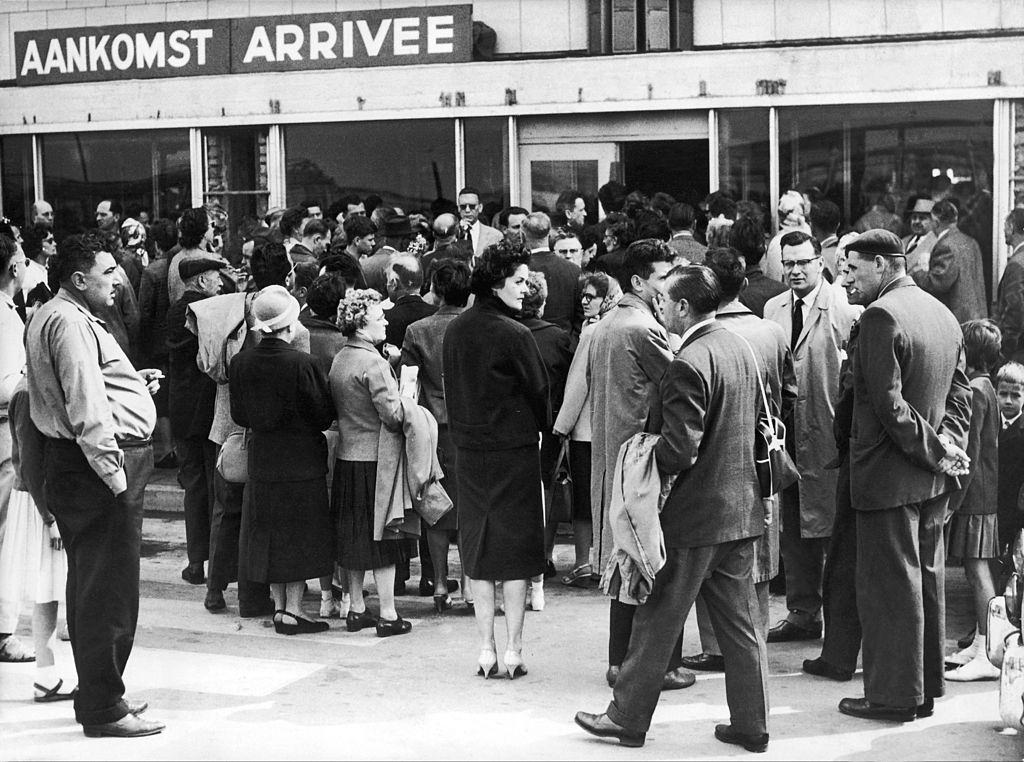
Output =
[
  {"x1": 477, "y1": 648, "x2": 498, "y2": 678},
  {"x1": 504, "y1": 649, "x2": 528, "y2": 679}
]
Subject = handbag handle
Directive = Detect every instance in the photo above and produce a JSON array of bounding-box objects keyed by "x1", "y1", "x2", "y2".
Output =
[{"x1": 729, "y1": 330, "x2": 773, "y2": 424}]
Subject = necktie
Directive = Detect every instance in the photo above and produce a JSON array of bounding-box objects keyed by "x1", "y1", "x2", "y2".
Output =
[
  {"x1": 906, "y1": 235, "x2": 920, "y2": 255},
  {"x1": 791, "y1": 298, "x2": 804, "y2": 351}
]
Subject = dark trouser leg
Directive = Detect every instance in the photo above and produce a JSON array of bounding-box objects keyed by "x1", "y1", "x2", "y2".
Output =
[
  {"x1": 45, "y1": 439, "x2": 152, "y2": 726},
  {"x1": 820, "y1": 458, "x2": 861, "y2": 671},
  {"x1": 780, "y1": 485, "x2": 827, "y2": 627},
  {"x1": 418, "y1": 535, "x2": 434, "y2": 587},
  {"x1": 609, "y1": 599, "x2": 684, "y2": 670},
  {"x1": 856, "y1": 496, "x2": 946, "y2": 708},
  {"x1": 215, "y1": 472, "x2": 268, "y2": 606},
  {"x1": 176, "y1": 437, "x2": 212, "y2": 565},
  {"x1": 207, "y1": 469, "x2": 238, "y2": 593}
]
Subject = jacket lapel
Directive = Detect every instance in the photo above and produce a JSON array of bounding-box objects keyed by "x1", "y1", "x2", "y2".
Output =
[{"x1": 794, "y1": 286, "x2": 829, "y2": 353}]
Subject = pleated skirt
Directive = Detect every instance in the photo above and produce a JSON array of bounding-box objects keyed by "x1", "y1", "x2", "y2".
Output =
[
  {"x1": 333, "y1": 460, "x2": 407, "y2": 571},
  {"x1": 947, "y1": 512, "x2": 999, "y2": 561},
  {"x1": 0, "y1": 489, "x2": 66, "y2": 630}
]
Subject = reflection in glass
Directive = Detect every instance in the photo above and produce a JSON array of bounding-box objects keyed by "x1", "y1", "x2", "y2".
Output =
[
  {"x1": 204, "y1": 127, "x2": 270, "y2": 262},
  {"x1": 1, "y1": 136, "x2": 33, "y2": 227},
  {"x1": 530, "y1": 160, "x2": 598, "y2": 216},
  {"x1": 286, "y1": 120, "x2": 454, "y2": 216},
  {"x1": 42, "y1": 130, "x2": 190, "y2": 240},
  {"x1": 464, "y1": 117, "x2": 509, "y2": 224},
  {"x1": 718, "y1": 109, "x2": 770, "y2": 210}
]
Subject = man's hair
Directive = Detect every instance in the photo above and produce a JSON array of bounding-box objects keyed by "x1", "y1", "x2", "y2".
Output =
[
  {"x1": 665, "y1": 265, "x2": 721, "y2": 314},
  {"x1": 620, "y1": 239, "x2": 674, "y2": 293},
  {"x1": 498, "y1": 206, "x2": 529, "y2": 228},
  {"x1": 961, "y1": 319, "x2": 1002, "y2": 373},
  {"x1": 780, "y1": 230, "x2": 822, "y2": 256},
  {"x1": 598, "y1": 181, "x2": 627, "y2": 214},
  {"x1": 705, "y1": 190, "x2": 737, "y2": 220},
  {"x1": 728, "y1": 217, "x2": 767, "y2": 266},
  {"x1": 521, "y1": 270, "x2": 548, "y2": 319},
  {"x1": 0, "y1": 234, "x2": 18, "y2": 273},
  {"x1": 997, "y1": 362, "x2": 1024, "y2": 388},
  {"x1": 932, "y1": 199, "x2": 958, "y2": 224},
  {"x1": 251, "y1": 240, "x2": 291, "y2": 290},
  {"x1": 432, "y1": 214, "x2": 459, "y2": 239},
  {"x1": 306, "y1": 272, "x2": 348, "y2": 319},
  {"x1": 387, "y1": 254, "x2": 423, "y2": 292},
  {"x1": 1008, "y1": 208, "x2": 1024, "y2": 235},
  {"x1": 99, "y1": 199, "x2": 123, "y2": 217},
  {"x1": 293, "y1": 261, "x2": 319, "y2": 292},
  {"x1": 635, "y1": 213, "x2": 671, "y2": 242},
  {"x1": 340, "y1": 193, "x2": 362, "y2": 210},
  {"x1": 430, "y1": 258, "x2": 471, "y2": 307},
  {"x1": 150, "y1": 218, "x2": 178, "y2": 252},
  {"x1": 522, "y1": 212, "x2": 551, "y2": 242},
  {"x1": 705, "y1": 247, "x2": 747, "y2": 300},
  {"x1": 668, "y1": 202, "x2": 697, "y2": 231},
  {"x1": 20, "y1": 224, "x2": 49, "y2": 261},
  {"x1": 457, "y1": 186, "x2": 481, "y2": 201},
  {"x1": 302, "y1": 218, "x2": 329, "y2": 239},
  {"x1": 651, "y1": 192, "x2": 676, "y2": 218},
  {"x1": 343, "y1": 215, "x2": 375, "y2": 242},
  {"x1": 606, "y1": 219, "x2": 635, "y2": 250},
  {"x1": 320, "y1": 253, "x2": 365, "y2": 289},
  {"x1": 555, "y1": 190, "x2": 583, "y2": 213},
  {"x1": 300, "y1": 198, "x2": 320, "y2": 212},
  {"x1": 279, "y1": 206, "x2": 307, "y2": 238},
  {"x1": 178, "y1": 207, "x2": 209, "y2": 248},
  {"x1": 810, "y1": 200, "x2": 841, "y2": 235},
  {"x1": 52, "y1": 232, "x2": 104, "y2": 284}
]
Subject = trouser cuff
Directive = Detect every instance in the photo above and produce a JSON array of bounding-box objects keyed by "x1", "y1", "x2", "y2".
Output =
[
  {"x1": 76, "y1": 698, "x2": 130, "y2": 726},
  {"x1": 606, "y1": 699, "x2": 650, "y2": 734}
]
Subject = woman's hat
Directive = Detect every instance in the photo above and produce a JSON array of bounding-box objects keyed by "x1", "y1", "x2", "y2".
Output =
[{"x1": 251, "y1": 285, "x2": 300, "y2": 334}]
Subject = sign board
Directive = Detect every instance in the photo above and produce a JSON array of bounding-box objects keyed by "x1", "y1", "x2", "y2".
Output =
[{"x1": 14, "y1": 5, "x2": 472, "y2": 87}]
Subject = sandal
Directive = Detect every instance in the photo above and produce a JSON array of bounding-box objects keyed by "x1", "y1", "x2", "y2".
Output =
[
  {"x1": 0, "y1": 635, "x2": 35, "y2": 663},
  {"x1": 561, "y1": 563, "x2": 595, "y2": 588},
  {"x1": 34, "y1": 678, "x2": 77, "y2": 703}
]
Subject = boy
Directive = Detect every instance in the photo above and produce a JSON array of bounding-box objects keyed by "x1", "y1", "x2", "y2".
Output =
[{"x1": 997, "y1": 361, "x2": 1024, "y2": 555}]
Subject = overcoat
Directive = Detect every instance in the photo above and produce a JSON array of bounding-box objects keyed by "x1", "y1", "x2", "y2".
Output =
[
  {"x1": 764, "y1": 283, "x2": 860, "y2": 537},
  {"x1": 912, "y1": 226, "x2": 988, "y2": 324}
]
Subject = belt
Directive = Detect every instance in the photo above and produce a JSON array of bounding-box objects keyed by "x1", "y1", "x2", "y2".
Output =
[{"x1": 116, "y1": 437, "x2": 153, "y2": 449}]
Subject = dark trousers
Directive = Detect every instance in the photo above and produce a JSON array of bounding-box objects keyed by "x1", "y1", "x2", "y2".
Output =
[
  {"x1": 44, "y1": 438, "x2": 152, "y2": 726},
  {"x1": 208, "y1": 470, "x2": 269, "y2": 606},
  {"x1": 607, "y1": 540, "x2": 769, "y2": 735},
  {"x1": 856, "y1": 495, "x2": 947, "y2": 708},
  {"x1": 609, "y1": 600, "x2": 684, "y2": 671},
  {"x1": 819, "y1": 458, "x2": 860, "y2": 672},
  {"x1": 780, "y1": 485, "x2": 828, "y2": 626},
  {"x1": 176, "y1": 437, "x2": 216, "y2": 565}
]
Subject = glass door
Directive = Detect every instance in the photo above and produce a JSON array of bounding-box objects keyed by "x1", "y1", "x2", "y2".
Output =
[{"x1": 519, "y1": 142, "x2": 619, "y2": 219}]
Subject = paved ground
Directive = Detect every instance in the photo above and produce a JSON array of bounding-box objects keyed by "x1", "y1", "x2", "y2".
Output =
[{"x1": 2, "y1": 473, "x2": 1023, "y2": 760}]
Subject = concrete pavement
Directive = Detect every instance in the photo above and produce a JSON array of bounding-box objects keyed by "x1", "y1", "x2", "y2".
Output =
[{"x1": 2, "y1": 485, "x2": 1023, "y2": 760}]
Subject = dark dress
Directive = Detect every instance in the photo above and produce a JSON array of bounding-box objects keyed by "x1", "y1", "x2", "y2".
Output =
[
  {"x1": 228, "y1": 337, "x2": 336, "y2": 583},
  {"x1": 443, "y1": 294, "x2": 551, "y2": 580}
]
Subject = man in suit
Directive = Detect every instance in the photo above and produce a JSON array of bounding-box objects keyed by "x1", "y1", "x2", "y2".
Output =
[
  {"x1": 901, "y1": 198, "x2": 938, "y2": 276},
  {"x1": 383, "y1": 254, "x2": 436, "y2": 349},
  {"x1": 995, "y1": 209, "x2": 1024, "y2": 364},
  {"x1": 524, "y1": 212, "x2": 583, "y2": 337},
  {"x1": 666, "y1": 203, "x2": 707, "y2": 265},
  {"x1": 576, "y1": 265, "x2": 770, "y2": 753},
  {"x1": 912, "y1": 199, "x2": 987, "y2": 323},
  {"x1": 764, "y1": 231, "x2": 860, "y2": 643},
  {"x1": 587, "y1": 239, "x2": 693, "y2": 692},
  {"x1": 456, "y1": 187, "x2": 503, "y2": 265},
  {"x1": 838, "y1": 229, "x2": 972, "y2": 722}
]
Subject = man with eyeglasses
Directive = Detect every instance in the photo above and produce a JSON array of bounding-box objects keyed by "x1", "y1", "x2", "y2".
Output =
[
  {"x1": 455, "y1": 187, "x2": 502, "y2": 264},
  {"x1": 901, "y1": 198, "x2": 938, "y2": 275},
  {"x1": 763, "y1": 230, "x2": 860, "y2": 645},
  {"x1": 524, "y1": 212, "x2": 583, "y2": 337}
]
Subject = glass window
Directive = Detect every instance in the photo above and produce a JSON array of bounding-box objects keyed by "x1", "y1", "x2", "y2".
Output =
[
  {"x1": 1015, "y1": 101, "x2": 1024, "y2": 208},
  {"x1": 204, "y1": 127, "x2": 270, "y2": 262},
  {"x1": 780, "y1": 101, "x2": 993, "y2": 296},
  {"x1": 1, "y1": 136, "x2": 33, "y2": 227},
  {"x1": 285, "y1": 120, "x2": 455, "y2": 218},
  {"x1": 464, "y1": 117, "x2": 509, "y2": 222},
  {"x1": 717, "y1": 109, "x2": 770, "y2": 210},
  {"x1": 42, "y1": 130, "x2": 190, "y2": 241}
]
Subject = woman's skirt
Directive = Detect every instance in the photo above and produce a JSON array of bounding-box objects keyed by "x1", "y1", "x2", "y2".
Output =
[
  {"x1": 456, "y1": 444, "x2": 545, "y2": 581},
  {"x1": 947, "y1": 512, "x2": 1000, "y2": 561},
  {"x1": 333, "y1": 460, "x2": 407, "y2": 571},
  {"x1": 0, "y1": 489, "x2": 67, "y2": 632},
  {"x1": 242, "y1": 477, "x2": 334, "y2": 584}
]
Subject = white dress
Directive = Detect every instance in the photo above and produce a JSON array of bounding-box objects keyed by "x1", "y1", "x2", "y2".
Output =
[{"x1": 0, "y1": 488, "x2": 66, "y2": 632}]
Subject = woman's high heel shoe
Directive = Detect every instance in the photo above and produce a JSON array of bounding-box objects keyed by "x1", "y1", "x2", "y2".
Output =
[
  {"x1": 504, "y1": 650, "x2": 528, "y2": 680},
  {"x1": 477, "y1": 649, "x2": 498, "y2": 678}
]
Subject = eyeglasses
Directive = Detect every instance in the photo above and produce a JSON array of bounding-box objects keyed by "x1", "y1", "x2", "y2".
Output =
[
  {"x1": 458, "y1": 203, "x2": 478, "y2": 210},
  {"x1": 581, "y1": 293, "x2": 600, "y2": 302},
  {"x1": 781, "y1": 257, "x2": 821, "y2": 270},
  {"x1": 557, "y1": 247, "x2": 582, "y2": 255}
]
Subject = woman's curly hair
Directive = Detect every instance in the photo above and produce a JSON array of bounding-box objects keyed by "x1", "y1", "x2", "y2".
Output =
[
  {"x1": 469, "y1": 238, "x2": 531, "y2": 298},
  {"x1": 520, "y1": 270, "x2": 548, "y2": 319},
  {"x1": 336, "y1": 288, "x2": 383, "y2": 337}
]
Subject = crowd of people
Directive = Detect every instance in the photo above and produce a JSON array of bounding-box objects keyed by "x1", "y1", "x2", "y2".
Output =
[{"x1": 0, "y1": 177, "x2": 1022, "y2": 752}]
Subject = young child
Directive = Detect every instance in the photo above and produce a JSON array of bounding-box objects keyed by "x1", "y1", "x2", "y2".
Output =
[
  {"x1": 997, "y1": 361, "x2": 1024, "y2": 559},
  {"x1": 945, "y1": 320, "x2": 1001, "y2": 681}
]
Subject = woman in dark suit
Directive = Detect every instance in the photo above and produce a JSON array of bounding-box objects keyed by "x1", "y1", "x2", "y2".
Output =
[
  {"x1": 443, "y1": 241, "x2": 551, "y2": 679},
  {"x1": 228, "y1": 286, "x2": 336, "y2": 635}
]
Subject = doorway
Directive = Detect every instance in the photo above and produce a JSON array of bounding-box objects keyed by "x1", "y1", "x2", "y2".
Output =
[{"x1": 622, "y1": 139, "x2": 709, "y2": 207}]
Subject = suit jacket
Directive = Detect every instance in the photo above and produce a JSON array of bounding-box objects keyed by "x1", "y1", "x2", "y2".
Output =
[
  {"x1": 384, "y1": 293, "x2": 437, "y2": 348},
  {"x1": 739, "y1": 268, "x2": 788, "y2": 318},
  {"x1": 521, "y1": 317, "x2": 573, "y2": 415},
  {"x1": 299, "y1": 313, "x2": 346, "y2": 377},
  {"x1": 999, "y1": 414, "x2": 1024, "y2": 534},
  {"x1": 996, "y1": 247, "x2": 1024, "y2": 363},
  {"x1": 667, "y1": 233, "x2": 707, "y2": 264},
  {"x1": 137, "y1": 257, "x2": 170, "y2": 366},
  {"x1": 764, "y1": 284, "x2": 861, "y2": 537},
  {"x1": 588, "y1": 292, "x2": 673, "y2": 568},
  {"x1": 466, "y1": 222, "x2": 503, "y2": 260},
  {"x1": 901, "y1": 230, "x2": 938, "y2": 275},
  {"x1": 656, "y1": 321, "x2": 763, "y2": 548},
  {"x1": 912, "y1": 226, "x2": 988, "y2": 323},
  {"x1": 849, "y1": 276, "x2": 972, "y2": 511},
  {"x1": 166, "y1": 290, "x2": 217, "y2": 440},
  {"x1": 401, "y1": 305, "x2": 463, "y2": 425},
  {"x1": 528, "y1": 250, "x2": 584, "y2": 336}
]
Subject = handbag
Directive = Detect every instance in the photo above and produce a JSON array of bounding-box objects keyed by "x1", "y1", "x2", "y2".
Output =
[
  {"x1": 547, "y1": 437, "x2": 574, "y2": 524},
  {"x1": 734, "y1": 333, "x2": 800, "y2": 498},
  {"x1": 216, "y1": 429, "x2": 250, "y2": 484}
]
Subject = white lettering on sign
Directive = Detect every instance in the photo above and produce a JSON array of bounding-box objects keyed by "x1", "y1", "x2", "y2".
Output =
[
  {"x1": 276, "y1": 24, "x2": 304, "y2": 61},
  {"x1": 341, "y1": 20, "x2": 354, "y2": 58},
  {"x1": 356, "y1": 18, "x2": 391, "y2": 57},
  {"x1": 309, "y1": 22, "x2": 336, "y2": 60},
  {"x1": 66, "y1": 37, "x2": 87, "y2": 71},
  {"x1": 393, "y1": 17, "x2": 418, "y2": 55},
  {"x1": 167, "y1": 29, "x2": 190, "y2": 67},
  {"x1": 111, "y1": 33, "x2": 134, "y2": 70},
  {"x1": 42, "y1": 38, "x2": 66, "y2": 73},
  {"x1": 427, "y1": 15, "x2": 455, "y2": 53},
  {"x1": 89, "y1": 35, "x2": 111, "y2": 70},
  {"x1": 243, "y1": 26, "x2": 274, "y2": 63},
  {"x1": 136, "y1": 32, "x2": 166, "y2": 68},
  {"x1": 192, "y1": 29, "x2": 212, "y2": 65},
  {"x1": 20, "y1": 27, "x2": 217, "y2": 76}
]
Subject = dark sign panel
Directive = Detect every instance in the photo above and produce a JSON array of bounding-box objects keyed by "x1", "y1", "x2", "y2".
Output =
[{"x1": 14, "y1": 5, "x2": 473, "y2": 87}]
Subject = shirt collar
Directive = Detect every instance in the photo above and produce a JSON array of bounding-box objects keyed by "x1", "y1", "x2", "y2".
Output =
[
  {"x1": 1011, "y1": 241, "x2": 1024, "y2": 258},
  {"x1": 0, "y1": 290, "x2": 15, "y2": 310},
  {"x1": 792, "y1": 278, "x2": 824, "y2": 308},
  {"x1": 935, "y1": 228, "x2": 951, "y2": 243},
  {"x1": 820, "y1": 234, "x2": 838, "y2": 248},
  {"x1": 1004, "y1": 411, "x2": 1023, "y2": 428},
  {"x1": 679, "y1": 316, "x2": 717, "y2": 346},
  {"x1": 671, "y1": 231, "x2": 693, "y2": 240}
]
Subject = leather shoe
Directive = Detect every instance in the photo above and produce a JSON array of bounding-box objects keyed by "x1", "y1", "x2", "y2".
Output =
[
  {"x1": 605, "y1": 665, "x2": 620, "y2": 687},
  {"x1": 418, "y1": 578, "x2": 459, "y2": 596},
  {"x1": 375, "y1": 616, "x2": 412, "y2": 638},
  {"x1": 715, "y1": 723, "x2": 769, "y2": 753},
  {"x1": 204, "y1": 589, "x2": 226, "y2": 612},
  {"x1": 916, "y1": 698, "x2": 934, "y2": 718},
  {"x1": 767, "y1": 619, "x2": 821, "y2": 643},
  {"x1": 180, "y1": 562, "x2": 205, "y2": 585},
  {"x1": 125, "y1": 698, "x2": 148, "y2": 715},
  {"x1": 838, "y1": 697, "x2": 915, "y2": 722},
  {"x1": 346, "y1": 609, "x2": 378, "y2": 632},
  {"x1": 238, "y1": 599, "x2": 275, "y2": 618},
  {"x1": 83, "y1": 713, "x2": 165, "y2": 738},
  {"x1": 574, "y1": 711, "x2": 645, "y2": 748},
  {"x1": 681, "y1": 652, "x2": 725, "y2": 671},
  {"x1": 803, "y1": 657, "x2": 854, "y2": 681},
  {"x1": 662, "y1": 667, "x2": 696, "y2": 691}
]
